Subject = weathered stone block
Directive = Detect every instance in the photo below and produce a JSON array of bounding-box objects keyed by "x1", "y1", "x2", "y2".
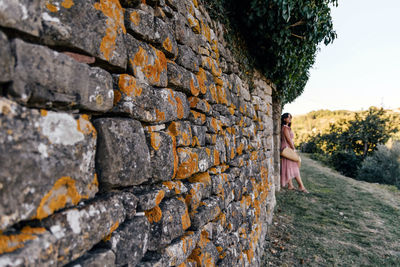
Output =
[
  {"x1": 162, "y1": 230, "x2": 200, "y2": 266},
  {"x1": 166, "y1": 61, "x2": 200, "y2": 96},
  {"x1": 176, "y1": 45, "x2": 199, "y2": 72},
  {"x1": 188, "y1": 230, "x2": 219, "y2": 266},
  {"x1": 0, "y1": 0, "x2": 42, "y2": 36},
  {"x1": 125, "y1": 35, "x2": 168, "y2": 87},
  {"x1": 112, "y1": 74, "x2": 189, "y2": 123},
  {"x1": 41, "y1": 0, "x2": 127, "y2": 69},
  {"x1": 0, "y1": 98, "x2": 98, "y2": 231},
  {"x1": 190, "y1": 197, "x2": 222, "y2": 229},
  {"x1": 0, "y1": 194, "x2": 126, "y2": 266},
  {"x1": 146, "y1": 197, "x2": 191, "y2": 250},
  {"x1": 189, "y1": 97, "x2": 212, "y2": 115},
  {"x1": 125, "y1": 5, "x2": 155, "y2": 42},
  {"x1": 154, "y1": 18, "x2": 179, "y2": 58},
  {"x1": 65, "y1": 249, "x2": 116, "y2": 267},
  {"x1": 10, "y1": 39, "x2": 114, "y2": 112},
  {"x1": 167, "y1": 121, "x2": 193, "y2": 147},
  {"x1": 93, "y1": 118, "x2": 151, "y2": 188},
  {"x1": 109, "y1": 216, "x2": 150, "y2": 266},
  {"x1": 145, "y1": 131, "x2": 176, "y2": 182},
  {"x1": 191, "y1": 125, "x2": 207, "y2": 147},
  {"x1": 176, "y1": 147, "x2": 200, "y2": 179},
  {"x1": 0, "y1": 32, "x2": 13, "y2": 83}
]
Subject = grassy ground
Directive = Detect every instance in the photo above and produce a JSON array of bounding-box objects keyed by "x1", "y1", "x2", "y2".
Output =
[{"x1": 262, "y1": 154, "x2": 400, "y2": 266}]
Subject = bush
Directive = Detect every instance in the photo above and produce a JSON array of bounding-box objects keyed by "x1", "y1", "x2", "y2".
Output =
[
  {"x1": 329, "y1": 151, "x2": 363, "y2": 178},
  {"x1": 300, "y1": 140, "x2": 321, "y2": 153},
  {"x1": 357, "y1": 142, "x2": 400, "y2": 188}
]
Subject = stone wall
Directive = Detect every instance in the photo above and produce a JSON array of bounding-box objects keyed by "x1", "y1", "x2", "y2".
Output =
[{"x1": 0, "y1": 0, "x2": 278, "y2": 266}]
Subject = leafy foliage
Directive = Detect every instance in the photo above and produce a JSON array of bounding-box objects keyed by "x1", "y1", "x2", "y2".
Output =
[
  {"x1": 203, "y1": 0, "x2": 337, "y2": 104},
  {"x1": 357, "y1": 142, "x2": 400, "y2": 188}
]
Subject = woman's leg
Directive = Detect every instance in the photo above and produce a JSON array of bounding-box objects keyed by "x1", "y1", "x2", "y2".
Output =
[
  {"x1": 287, "y1": 179, "x2": 295, "y2": 190},
  {"x1": 294, "y1": 175, "x2": 308, "y2": 193}
]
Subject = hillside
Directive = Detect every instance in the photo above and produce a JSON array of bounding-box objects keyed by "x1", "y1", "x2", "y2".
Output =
[
  {"x1": 291, "y1": 108, "x2": 400, "y2": 146},
  {"x1": 262, "y1": 154, "x2": 400, "y2": 266}
]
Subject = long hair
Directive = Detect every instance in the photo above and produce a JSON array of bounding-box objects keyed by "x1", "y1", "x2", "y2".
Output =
[{"x1": 281, "y1": 113, "x2": 292, "y2": 127}]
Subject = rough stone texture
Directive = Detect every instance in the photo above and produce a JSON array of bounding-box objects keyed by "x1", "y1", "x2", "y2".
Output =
[
  {"x1": 65, "y1": 249, "x2": 116, "y2": 267},
  {"x1": 0, "y1": 0, "x2": 42, "y2": 36},
  {"x1": 10, "y1": 39, "x2": 114, "y2": 112},
  {"x1": 0, "y1": 32, "x2": 13, "y2": 83},
  {"x1": 112, "y1": 74, "x2": 190, "y2": 123},
  {"x1": 125, "y1": 6, "x2": 156, "y2": 43},
  {"x1": 94, "y1": 118, "x2": 151, "y2": 188},
  {"x1": 41, "y1": 0, "x2": 127, "y2": 69},
  {"x1": 0, "y1": 97, "x2": 98, "y2": 231}
]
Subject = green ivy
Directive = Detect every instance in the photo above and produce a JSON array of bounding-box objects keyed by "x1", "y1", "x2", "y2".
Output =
[{"x1": 203, "y1": 0, "x2": 337, "y2": 104}]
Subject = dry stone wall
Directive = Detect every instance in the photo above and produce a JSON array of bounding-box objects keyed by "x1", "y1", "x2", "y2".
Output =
[{"x1": 0, "y1": 0, "x2": 279, "y2": 266}]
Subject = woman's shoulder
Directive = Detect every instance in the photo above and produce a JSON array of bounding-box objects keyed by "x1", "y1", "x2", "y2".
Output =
[{"x1": 282, "y1": 125, "x2": 291, "y2": 129}]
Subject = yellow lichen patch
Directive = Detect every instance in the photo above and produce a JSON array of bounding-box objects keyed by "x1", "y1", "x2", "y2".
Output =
[
  {"x1": 181, "y1": 206, "x2": 191, "y2": 230},
  {"x1": 118, "y1": 74, "x2": 142, "y2": 97},
  {"x1": 209, "y1": 84, "x2": 218, "y2": 102},
  {"x1": 211, "y1": 40, "x2": 219, "y2": 59},
  {"x1": 174, "y1": 95, "x2": 185, "y2": 119},
  {"x1": 61, "y1": 0, "x2": 74, "y2": 8},
  {"x1": 196, "y1": 68, "x2": 207, "y2": 94},
  {"x1": 167, "y1": 132, "x2": 178, "y2": 178},
  {"x1": 94, "y1": 0, "x2": 126, "y2": 61},
  {"x1": 230, "y1": 147, "x2": 235, "y2": 159},
  {"x1": 150, "y1": 132, "x2": 162, "y2": 151},
  {"x1": 155, "y1": 190, "x2": 165, "y2": 206},
  {"x1": 216, "y1": 85, "x2": 228, "y2": 105},
  {"x1": 162, "y1": 37, "x2": 173, "y2": 53},
  {"x1": 210, "y1": 118, "x2": 220, "y2": 133},
  {"x1": 229, "y1": 104, "x2": 235, "y2": 115},
  {"x1": 103, "y1": 220, "x2": 119, "y2": 241},
  {"x1": 155, "y1": 109, "x2": 166, "y2": 122},
  {"x1": 0, "y1": 232, "x2": 37, "y2": 254},
  {"x1": 191, "y1": 136, "x2": 199, "y2": 147},
  {"x1": 113, "y1": 89, "x2": 121, "y2": 105},
  {"x1": 237, "y1": 143, "x2": 244, "y2": 155},
  {"x1": 141, "y1": 47, "x2": 167, "y2": 84},
  {"x1": 145, "y1": 206, "x2": 163, "y2": 223},
  {"x1": 188, "y1": 96, "x2": 199, "y2": 108},
  {"x1": 250, "y1": 151, "x2": 258, "y2": 161},
  {"x1": 77, "y1": 114, "x2": 97, "y2": 138},
  {"x1": 176, "y1": 148, "x2": 199, "y2": 179},
  {"x1": 46, "y1": 2, "x2": 58, "y2": 12},
  {"x1": 187, "y1": 17, "x2": 200, "y2": 34},
  {"x1": 39, "y1": 109, "x2": 48, "y2": 117},
  {"x1": 20, "y1": 226, "x2": 46, "y2": 235},
  {"x1": 213, "y1": 149, "x2": 220, "y2": 166},
  {"x1": 190, "y1": 78, "x2": 200, "y2": 96},
  {"x1": 200, "y1": 20, "x2": 211, "y2": 42},
  {"x1": 130, "y1": 10, "x2": 140, "y2": 26},
  {"x1": 188, "y1": 172, "x2": 211, "y2": 186},
  {"x1": 35, "y1": 176, "x2": 85, "y2": 220}
]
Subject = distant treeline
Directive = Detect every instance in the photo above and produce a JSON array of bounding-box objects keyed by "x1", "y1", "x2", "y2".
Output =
[{"x1": 292, "y1": 107, "x2": 400, "y2": 188}]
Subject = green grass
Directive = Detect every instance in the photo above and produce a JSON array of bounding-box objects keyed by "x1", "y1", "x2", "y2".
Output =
[{"x1": 262, "y1": 154, "x2": 400, "y2": 266}]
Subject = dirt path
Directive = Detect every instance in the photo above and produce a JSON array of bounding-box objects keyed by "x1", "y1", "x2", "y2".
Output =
[{"x1": 262, "y1": 155, "x2": 400, "y2": 266}]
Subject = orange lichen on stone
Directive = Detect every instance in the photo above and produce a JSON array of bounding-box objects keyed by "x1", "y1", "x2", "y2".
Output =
[
  {"x1": 118, "y1": 74, "x2": 142, "y2": 97},
  {"x1": 210, "y1": 118, "x2": 220, "y2": 133},
  {"x1": 140, "y1": 47, "x2": 167, "y2": 84},
  {"x1": 250, "y1": 151, "x2": 258, "y2": 161},
  {"x1": 191, "y1": 136, "x2": 199, "y2": 147},
  {"x1": 237, "y1": 143, "x2": 244, "y2": 155},
  {"x1": 0, "y1": 232, "x2": 38, "y2": 254},
  {"x1": 176, "y1": 148, "x2": 199, "y2": 179},
  {"x1": 166, "y1": 132, "x2": 178, "y2": 178},
  {"x1": 150, "y1": 132, "x2": 162, "y2": 151},
  {"x1": 155, "y1": 109, "x2": 166, "y2": 122},
  {"x1": 94, "y1": 0, "x2": 126, "y2": 61},
  {"x1": 145, "y1": 205, "x2": 163, "y2": 223},
  {"x1": 216, "y1": 85, "x2": 228, "y2": 105},
  {"x1": 175, "y1": 95, "x2": 185, "y2": 119},
  {"x1": 209, "y1": 84, "x2": 218, "y2": 102},
  {"x1": 188, "y1": 172, "x2": 211, "y2": 186},
  {"x1": 196, "y1": 68, "x2": 208, "y2": 94},
  {"x1": 130, "y1": 10, "x2": 140, "y2": 26},
  {"x1": 155, "y1": 190, "x2": 165, "y2": 206},
  {"x1": 187, "y1": 17, "x2": 201, "y2": 34},
  {"x1": 103, "y1": 220, "x2": 120, "y2": 241},
  {"x1": 213, "y1": 149, "x2": 220, "y2": 166},
  {"x1": 230, "y1": 147, "x2": 235, "y2": 159},
  {"x1": 35, "y1": 176, "x2": 87, "y2": 220},
  {"x1": 190, "y1": 110, "x2": 206, "y2": 124},
  {"x1": 162, "y1": 37, "x2": 173, "y2": 53},
  {"x1": 181, "y1": 206, "x2": 191, "y2": 230},
  {"x1": 20, "y1": 226, "x2": 46, "y2": 235},
  {"x1": 46, "y1": 2, "x2": 58, "y2": 12},
  {"x1": 77, "y1": 114, "x2": 97, "y2": 138},
  {"x1": 190, "y1": 78, "x2": 200, "y2": 96},
  {"x1": 188, "y1": 96, "x2": 199, "y2": 108},
  {"x1": 200, "y1": 20, "x2": 211, "y2": 42},
  {"x1": 113, "y1": 89, "x2": 121, "y2": 105},
  {"x1": 229, "y1": 104, "x2": 235, "y2": 115},
  {"x1": 61, "y1": 0, "x2": 74, "y2": 8}
]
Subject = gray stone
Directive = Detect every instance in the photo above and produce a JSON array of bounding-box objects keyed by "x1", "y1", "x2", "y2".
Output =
[
  {"x1": 0, "y1": 97, "x2": 98, "y2": 231},
  {"x1": 154, "y1": 18, "x2": 178, "y2": 59},
  {"x1": 93, "y1": 118, "x2": 151, "y2": 188},
  {"x1": 125, "y1": 34, "x2": 168, "y2": 87},
  {"x1": 125, "y1": 6, "x2": 155, "y2": 43},
  {"x1": 112, "y1": 74, "x2": 189, "y2": 123},
  {"x1": 65, "y1": 249, "x2": 116, "y2": 267},
  {"x1": 166, "y1": 61, "x2": 200, "y2": 96},
  {"x1": 0, "y1": 31, "x2": 13, "y2": 83},
  {"x1": 147, "y1": 197, "x2": 191, "y2": 250},
  {"x1": 145, "y1": 131, "x2": 176, "y2": 182},
  {"x1": 10, "y1": 39, "x2": 114, "y2": 112},
  {"x1": 191, "y1": 125, "x2": 206, "y2": 147},
  {"x1": 109, "y1": 216, "x2": 150, "y2": 266},
  {"x1": 167, "y1": 121, "x2": 193, "y2": 147},
  {"x1": 176, "y1": 45, "x2": 199, "y2": 72},
  {"x1": 162, "y1": 230, "x2": 200, "y2": 266},
  {"x1": 188, "y1": 96, "x2": 212, "y2": 115},
  {"x1": 190, "y1": 196, "x2": 222, "y2": 229},
  {"x1": 41, "y1": 0, "x2": 127, "y2": 69},
  {"x1": 176, "y1": 147, "x2": 200, "y2": 179},
  {"x1": 0, "y1": 0, "x2": 42, "y2": 36}
]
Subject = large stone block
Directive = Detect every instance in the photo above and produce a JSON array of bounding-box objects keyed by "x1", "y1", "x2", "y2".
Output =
[
  {"x1": 154, "y1": 18, "x2": 179, "y2": 59},
  {"x1": 176, "y1": 45, "x2": 199, "y2": 72},
  {"x1": 145, "y1": 131, "x2": 176, "y2": 182},
  {"x1": 162, "y1": 230, "x2": 200, "y2": 266},
  {"x1": 0, "y1": 98, "x2": 98, "y2": 231},
  {"x1": 112, "y1": 74, "x2": 189, "y2": 123},
  {"x1": 176, "y1": 147, "x2": 199, "y2": 179},
  {"x1": 109, "y1": 216, "x2": 150, "y2": 266},
  {"x1": 0, "y1": 0, "x2": 42, "y2": 36},
  {"x1": 167, "y1": 121, "x2": 193, "y2": 147},
  {"x1": 146, "y1": 197, "x2": 191, "y2": 250},
  {"x1": 10, "y1": 39, "x2": 114, "y2": 112},
  {"x1": 125, "y1": 5, "x2": 155, "y2": 43},
  {"x1": 190, "y1": 197, "x2": 222, "y2": 229},
  {"x1": 125, "y1": 35, "x2": 168, "y2": 87},
  {"x1": 0, "y1": 194, "x2": 126, "y2": 266},
  {"x1": 0, "y1": 32, "x2": 13, "y2": 83},
  {"x1": 93, "y1": 118, "x2": 151, "y2": 188},
  {"x1": 41, "y1": 0, "x2": 127, "y2": 69},
  {"x1": 166, "y1": 61, "x2": 200, "y2": 96}
]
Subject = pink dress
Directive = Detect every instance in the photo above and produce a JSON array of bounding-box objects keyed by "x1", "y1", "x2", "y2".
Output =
[{"x1": 280, "y1": 125, "x2": 300, "y2": 187}]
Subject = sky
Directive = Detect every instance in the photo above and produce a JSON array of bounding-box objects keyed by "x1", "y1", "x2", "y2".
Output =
[{"x1": 283, "y1": 0, "x2": 400, "y2": 115}]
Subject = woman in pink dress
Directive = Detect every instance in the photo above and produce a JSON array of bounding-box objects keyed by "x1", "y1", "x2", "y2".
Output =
[{"x1": 281, "y1": 113, "x2": 309, "y2": 193}]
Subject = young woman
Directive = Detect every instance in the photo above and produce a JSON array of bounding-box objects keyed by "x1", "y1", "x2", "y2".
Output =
[{"x1": 281, "y1": 113, "x2": 309, "y2": 193}]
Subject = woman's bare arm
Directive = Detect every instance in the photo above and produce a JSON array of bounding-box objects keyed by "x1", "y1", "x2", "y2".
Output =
[{"x1": 283, "y1": 127, "x2": 295, "y2": 149}]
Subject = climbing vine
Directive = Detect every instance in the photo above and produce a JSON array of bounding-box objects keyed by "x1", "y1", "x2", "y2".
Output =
[{"x1": 203, "y1": 0, "x2": 337, "y2": 104}]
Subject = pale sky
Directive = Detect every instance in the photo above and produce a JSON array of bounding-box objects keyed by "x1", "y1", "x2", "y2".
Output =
[{"x1": 283, "y1": 0, "x2": 400, "y2": 115}]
